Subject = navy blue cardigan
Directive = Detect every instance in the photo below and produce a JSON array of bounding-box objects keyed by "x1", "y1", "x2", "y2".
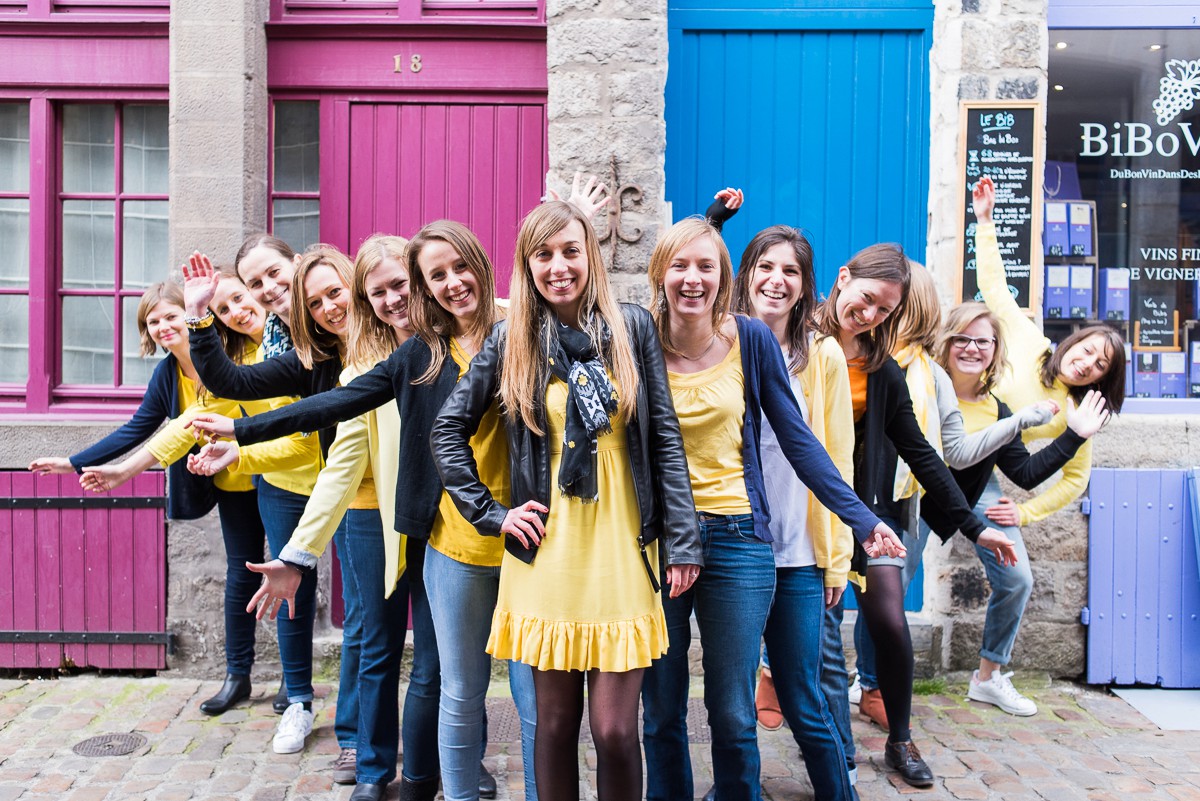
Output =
[
  {"x1": 70, "y1": 355, "x2": 216, "y2": 521},
  {"x1": 734, "y1": 315, "x2": 882, "y2": 543}
]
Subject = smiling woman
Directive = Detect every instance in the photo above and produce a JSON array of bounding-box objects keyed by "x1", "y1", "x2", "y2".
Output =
[{"x1": 289, "y1": 246, "x2": 355, "y2": 369}]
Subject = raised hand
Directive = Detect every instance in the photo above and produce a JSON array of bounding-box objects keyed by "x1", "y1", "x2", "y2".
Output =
[
  {"x1": 182, "y1": 251, "x2": 221, "y2": 319},
  {"x1": 862, "y1": 521, "x2": 907, "y2": 559},
  {"x1": 28, "y1": 457, "x2": 74, "y2": 475},
  {"x1": 187, "y1": 440, "x2": 239, "y2": 476},
  {"x1": 500, "y1": 499, "x2": 549, "y2": 548},
  {"x1": 1065, "y1": 390, "x2": 1110, "y2": 439},
  {"x1": 971, "y1": 176, "x2": 996, "y2": 224},
  {"x1": 665, "y1": 563, "x2": 700, "y2": 599},
  {"x1": 187, "y1": 413, "x2": 236, "y2": 441},
  {"x1": 547, "y1": 171, "x2": 611, "y2": 222},
  {"x1": 978, "y1": 526, "x2": 1019, "y2": 567},
  {"x1": 245, "y1": 560, "x2": 303, "y2": 620},
  {"x1": 80, "y1": 463, "x2": 132, "y2": 493},
  {"x1": 714, "y1": 187, "x2": 744, "y2": 210}
]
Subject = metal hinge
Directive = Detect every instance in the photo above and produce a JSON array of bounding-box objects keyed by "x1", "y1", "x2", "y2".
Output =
[
  {"x1": 1080, "y1": 606, "x2": 1091, "y2": 626},
  {"x1": 5, "y1": 496, "x2": 166, "y2": 510},
  {"x1": 1080, "y1": 497, "x2": 1092, "y2": 516},
  {"x1": 0, "y1": 631, "x2": 176, "y2": 654}
]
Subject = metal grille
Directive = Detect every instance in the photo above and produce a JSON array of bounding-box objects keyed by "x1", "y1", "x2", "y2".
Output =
[
  {"x1": 484, "y1": 698, "x2": 712, "y2": 744},
  {"x1": 72, "y1": 733, "x2": 147, "y2": 757}
]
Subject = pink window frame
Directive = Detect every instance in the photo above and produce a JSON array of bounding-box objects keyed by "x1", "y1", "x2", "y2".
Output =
[
  {"x1": 0, "y1": 0, "x2": 168, "y2": 21},
  {"x1": 268, "y1": 96, "x2": 323, "y2": 247}
]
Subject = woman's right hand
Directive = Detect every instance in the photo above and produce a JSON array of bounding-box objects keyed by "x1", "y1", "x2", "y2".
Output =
[
  {"x1": 186, "y1": 413, "x2": 236, "y2": 441},
  {"x1": 501, "y1": 500, "x2": 549, "y2": 548},
  {"x1": 245, "y1": 559, "x2": 303, "y2": 620},
  {"x1": 666, "y1": 563, "x2": 701, "y2": 599},
  {"x1": 187, "y1": 441, "x2": 239, "y2": 476},
  {"x1": 28, "y1": 457, "x2": 74, "y2": 475},
  {"x1": 714, "y1": 187, "x2": 744, "y2": 210},
  {"x1": 971, "y1": 176, "x2": 996, "y2": 225},
  {"x1": 182, "y1": 251, "x2": 221, "y2": 319},
  {"x1": 977, "y1": 527, "x2": 1018, "y2": 567},
  {"x1": 1065, "y1": 390, "x2": 1110, "y2": 439}
]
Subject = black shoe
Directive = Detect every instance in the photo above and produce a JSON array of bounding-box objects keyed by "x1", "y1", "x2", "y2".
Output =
[
  {"x1": 884, "y1": 739, "x2": 935, "y2": 788},
  {"x1": 479, "y1": 761, "x2": 497, "y2": 799},
  {"x1": 272, "y1": 680, "x2": 289, "y2": 715},
  {"x1": 702, "y1": 786, "x2": 716, "y2": 801},
  {"x1": 199, "y1": 674, "x2": 251, "y2": 716},
  {"x1": 399, "y1": 776, "x2": 439, "y2": 801},
  {"x1": 349, "y1": 783, "x2": 387, "y2": 801}
]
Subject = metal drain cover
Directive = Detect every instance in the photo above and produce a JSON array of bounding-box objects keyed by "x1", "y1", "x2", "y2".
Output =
[{"x1": 72, "y1": 733, "x2": 147, "y2": 757}]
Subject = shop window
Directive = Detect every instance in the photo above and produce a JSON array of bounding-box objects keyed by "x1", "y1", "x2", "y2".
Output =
[
  {"x1": 1047, "y1": 28, "x2": 1200, "y2": 403},
  {"x1": 271, "y1": 100, "x2": 320, "y2": 253},
  {"x1": 0, "y1": 104, "x2": 31, "y2": 387}
]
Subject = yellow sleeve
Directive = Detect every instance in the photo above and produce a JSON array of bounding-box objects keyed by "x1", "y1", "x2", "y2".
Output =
[
  {"x1": 975, "y1": 222, "x2": 1051, "y2": 377},
  {"x1": 145, "y1": 396, "x2": 243, "y2": 467},
  {"x1": 1016, "y1": 437, "x2": 1093, "y2": 525},
  {"x1": 821, "y1": 344, "x2": 856, "y2": 589},
  {"x1": 288, "y1": 413, "x2": 371, "y2": 559},
  {"x1": 232, "y1": 430, "x2": 322, "y2": 476}
]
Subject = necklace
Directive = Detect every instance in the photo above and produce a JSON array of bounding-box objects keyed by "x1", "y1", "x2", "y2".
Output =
[{"x1": 677, "y1": 332, "x2": 718, "y2": 362}]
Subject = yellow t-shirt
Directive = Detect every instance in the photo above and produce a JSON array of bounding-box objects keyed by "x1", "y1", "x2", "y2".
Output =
[
  {"x1": 349, "y1": 461, "x2": 377, "y2": 510},
  {"x1": 428, "y1": 340, "x2": 510, "y2": 567},
  {"x1": 173, "y1": 364, "x2": 253, "y2": 493},
  {"x1": 958, "y1": 395, "x2": 1001, "y2": 435},
  {"x1": 668, "y1": 338, "x2": 752, "y2": 515}
]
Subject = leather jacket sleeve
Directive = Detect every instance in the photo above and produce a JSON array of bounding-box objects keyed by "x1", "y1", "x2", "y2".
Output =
[
  {"x1": 430, "y1": 328, "x2": 510, "y2": 537},
  {"x1": 632, "y1": 309, "x2": 702, "y2": 567}
]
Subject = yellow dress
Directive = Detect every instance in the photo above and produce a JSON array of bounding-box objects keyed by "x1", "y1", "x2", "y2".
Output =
[{"x1": 486, "y1": 377, "x2": 668, "y2": 672}]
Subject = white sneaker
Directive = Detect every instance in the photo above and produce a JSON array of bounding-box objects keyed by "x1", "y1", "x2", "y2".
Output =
[
  {"x1": 967, "y1": 670, "x2": 1038, "y2": 716},
  {"x1": 848, "y1": 673, "x2": 862, "y2": 705},
  {"x1": 273, "y1": 702, "x2": 314, "y2": 753}
]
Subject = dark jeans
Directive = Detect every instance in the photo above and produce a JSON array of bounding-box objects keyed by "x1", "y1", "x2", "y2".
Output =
[
  {"x1": 257, "y1": 478, "x2": 316, "y2": 703},
  {"x1": 333, "y1": 517, "x2": 359, "y2": 749},
  {"x1": 821, "y1": 597, "x2": 857, "y2": 783},
  {"x1": 213, "y1": 488, "x2": 266, "y2": 676}
]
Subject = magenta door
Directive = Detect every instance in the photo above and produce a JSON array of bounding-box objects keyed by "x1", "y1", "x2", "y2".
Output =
[{"x1": 336, "y1": 101, "x2": 547, "y2": 296}]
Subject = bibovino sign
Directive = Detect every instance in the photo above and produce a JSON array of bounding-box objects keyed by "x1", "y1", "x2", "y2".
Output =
[{"x1": 1078, "y1": 59, "x2": 1200, "y2": 162}]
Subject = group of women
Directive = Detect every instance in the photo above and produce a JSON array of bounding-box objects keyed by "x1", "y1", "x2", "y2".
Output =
[{"x1": 29, "y1": 173, "x2": 1125, "y2": 801}]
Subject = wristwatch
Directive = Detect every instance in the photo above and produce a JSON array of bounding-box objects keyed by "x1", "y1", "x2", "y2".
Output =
[{"x1": 185, "y1": 311, "x2": 215, "y2": 329}]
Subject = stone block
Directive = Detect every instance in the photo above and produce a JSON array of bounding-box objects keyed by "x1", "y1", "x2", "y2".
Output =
[
  {"x1": 548, "y1": 69, "x2": 608, "y2": 120},
  {"x1": 958, "y1": 75, "x2": 990, "y2": 100},
  {"x1": 999, "y1": 21, "x2": 1043, "y2": 68},
  {"x1": 548, "y1": 19, "x2": 666, "y2": 70},
  {"x1": 997, "y1": 76, "x2": 1040, "y2": 99},
  {"x1": 961, "y1": 21, "x2": 998, "y2": 70},
  {"x1": 548, "y1": 0, "x2": 606, "y2": 17},
  {"x1": 610, "y1": 69, "x2": 665, "y2": 118},
  {"x1": 612, "y1": 0, "x2": 664, "y2": 19}
]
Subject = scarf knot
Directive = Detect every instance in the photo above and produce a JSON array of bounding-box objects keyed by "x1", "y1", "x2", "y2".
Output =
[{"x1": 549, "y1": 317, "x2": 618, "y2": 501}]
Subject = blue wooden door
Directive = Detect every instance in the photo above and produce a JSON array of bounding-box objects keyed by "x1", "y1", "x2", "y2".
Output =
[{"x1": 666, "y1": 0, "x2": 934, "y2": 292}]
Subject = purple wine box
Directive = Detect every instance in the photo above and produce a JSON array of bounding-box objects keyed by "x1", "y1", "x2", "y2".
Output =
[
  {"x1": 1134, "y1": 351, "x2": 1160, "y2": 398},
  {"x1": 1045, "y1": 266, "x2": 1070, "y2": 319},
  {"x1": 1069, "y1": 202, "x2": 1093, "y2": 256},
  {"x1": 1098, "y1": 268, "x2": 1130, "y2": 321},
  {"x1": 1160, "y1": 351, "x2": 1186, "y2": 398},
  {"x1": 1069, "y1": 265, "x2": 1094, "y2": 319},
  {"x1": 1044, "y1": 201, "x2": 1070, "y2": 257}
]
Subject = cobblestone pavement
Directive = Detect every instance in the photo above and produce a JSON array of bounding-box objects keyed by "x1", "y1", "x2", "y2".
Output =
[{"x1": 0, "y1": 674, "x2": 1196, "y2": 800}]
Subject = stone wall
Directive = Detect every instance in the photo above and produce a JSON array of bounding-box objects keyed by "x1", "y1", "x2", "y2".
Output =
[{"x1": 545, "y1": 0, "x2": 669, "y2": 306}]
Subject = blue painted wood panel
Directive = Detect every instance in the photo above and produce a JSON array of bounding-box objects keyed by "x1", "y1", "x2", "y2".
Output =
[
  {"x1": 665, "y1": 4, "x2": 932, "y2": 295},
  {"x1": 1087, "y1": 468, "x2": 1200, "y2": 688}
]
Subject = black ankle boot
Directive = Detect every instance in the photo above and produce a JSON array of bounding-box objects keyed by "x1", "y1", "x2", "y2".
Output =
[
  {"x1": 884, "y1": 739, "x2": 935, "y2": 787},
  {"x1": 272, "y1": 680, "x2": 289, "y2": 715},
  {"x1": 398, "y1": 776, "x2": 438, "y2": 801},
  {"x1": 199, "y1": 674, "x2": 251, "y2": 715},
  {"x1": 479, "y1": 762, "x2": 497, "y2": 799},
  {"x1": 349, "y1": 783, "x2": 387, "y2": 801}
]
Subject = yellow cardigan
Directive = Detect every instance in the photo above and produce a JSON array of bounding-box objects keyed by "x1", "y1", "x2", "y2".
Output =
[
  {"x1": 798, "y1": 335, "x2": 858, "y2": 589},
  {"x1": 975, "y1": 221, "x2": 1092, "y2": 524}
]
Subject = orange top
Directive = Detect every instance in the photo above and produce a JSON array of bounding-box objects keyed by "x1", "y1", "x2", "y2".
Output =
[{"x1": 847, "y1": 357, "x2": 868, "y2": 422}]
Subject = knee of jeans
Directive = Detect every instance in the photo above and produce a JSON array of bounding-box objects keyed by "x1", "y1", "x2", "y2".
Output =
[{"x1": 1003, "y1": 564, "x2": 1034, "y2": 602}]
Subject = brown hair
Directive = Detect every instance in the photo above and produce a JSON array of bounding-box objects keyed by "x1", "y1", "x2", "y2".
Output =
[
  {"x1": 731, "y1": 225, "x2": 818, "y2": 375},
  {"x1": 234, "y1": 233, "x2": 296, "y2": 278},
  {"x1": 648, "y1": 217, "x2": 735, "y2": 353},
  {"x1": 136, "y1": 282, "x2": 185, "y2": 356},
  {"x1": 348, "y1": 234, "x2": 410, "y2": 369},
  {"x1": 500, "y1": 201, "x2": 638, "y2": 435},
  {"x1": 289, "y1": 244, "x2": 354, "y2": 369},
  {"x1": 894, "y1": 261, "x2": 942, "y2": 353},
  {"x1": 1040, "y1": 324, "x2": 1126, "y2": 413},
  {"x1": 210, "y1": 264, "x2": 258, "y2": 365},
  {"x1": 407, "y1": 220, "x2": 500, "y2": 385},
  {"x1": 936, "y1": 302, "x2": 1009, "y2": 395},
  {"x1": 815, "y1": 243, "x2": 911, "y2": 373}
]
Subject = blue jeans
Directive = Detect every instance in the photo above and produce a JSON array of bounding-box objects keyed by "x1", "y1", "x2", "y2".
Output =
[
  {"x1": 402, "y1": 539, "x2": 441, "y2": 783},
  {"x1": 338, "y1": 508, "x2": 409, "y2": 785},
  {"x1": 762, "y1": 566, "x2": 852, "y2": 801},
  {"x1": 973, "y1": 476, "x2": 1033, "y2": 665},
  {"x1": 821, "y1": 597, "x2": 857, "y2": 784},
  {"x1": 333, "y1": 516, "x2": 359, "y2": 750},
  {"x1": 424, "y1": 545, "x2": 537, "y2": 801},
  {"x1": 257, "y1": 479, "x2": 316, "y2": 703},
  {"x1": 643, "y1": 513, "x2": 776, "y2": 801},
  {"x1": 213, "y1": 488, "x2": 265, "y2": 676}
]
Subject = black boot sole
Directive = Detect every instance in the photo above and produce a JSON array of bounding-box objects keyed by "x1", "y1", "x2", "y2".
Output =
[{"x1": 199, "y1": 676, "x2": 252, "y2": 716}]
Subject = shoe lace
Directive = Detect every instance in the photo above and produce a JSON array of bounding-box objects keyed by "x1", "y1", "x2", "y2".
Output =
[
  {"x1": 334, "y1": 748, "x2": 356, "y2": 769},
  {"x1": 278, "y1": 703, "x2": 310, "y2": 736},
  {"x1": 992, "y1": 671, "x2": 1026, "y2": 703}
]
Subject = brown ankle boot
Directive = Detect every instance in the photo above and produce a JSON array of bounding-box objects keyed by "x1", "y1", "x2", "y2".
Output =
[
  {"x1": 858, "y1": 687, "x2": 889, "y2": 730},
  {"x1": 755, "y1": 669, "x2": 783, "y2": 730}
]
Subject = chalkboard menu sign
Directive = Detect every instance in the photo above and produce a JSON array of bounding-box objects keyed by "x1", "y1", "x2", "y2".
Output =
[
  {"x1": 956, "y1": 101, "x2": 1043, "y2": 312},
  {"x1": 1133, "y1": 279, "x2": 1181, "y2": 350}
]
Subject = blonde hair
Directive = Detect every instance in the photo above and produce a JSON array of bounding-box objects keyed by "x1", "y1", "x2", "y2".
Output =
[
  {"x1": 407, "y1": 221, "x2": 500, "y2": 385},
  {"x1": 648, "y1": 217, "x2": 735, "y2": 353},
  {"x1": 500, "y1": 201, "x2": 638, "y2": 435},
  {"x1": 347, "y1": 234, "x2": 409, "y2": 369},
  {"x1": 815, "y1": 243, "x2": 910, "y2": 373},
  {"x1": 893, "y1": 261, "x2": 942, "y2": 353},
  {"x1": 289, "y1": 244, "x2": 354, "y2": 369},
  {"x1": 136, "y1": 282, "x2": 185, "y2": 357},
  {"x1": 936, "y1": 302, "x2": 1009, "y2": 395}
]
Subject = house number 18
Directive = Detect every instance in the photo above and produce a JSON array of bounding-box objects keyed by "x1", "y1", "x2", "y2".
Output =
[{"x1": 393, "y1": 54, "x2": 423, "y2": 74}]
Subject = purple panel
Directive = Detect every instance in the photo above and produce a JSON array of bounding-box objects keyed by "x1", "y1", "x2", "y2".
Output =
[
  {"x1": 0, "y1": 472, "x2": 13, "y2": 667},
  {"x1": 446, "y1": 105, "x2": 473, "y2": 227},
  {"x1": 83, "y1": 504, "x2": 110, "y2": 668},
  {"x1": 10, "y1": 472, "x2": 38, "y2": 667},
  {"x1": 1158, "y1": 471, "x2": 1185, "y2": 687},
  {"x1": 398, "y1": 105, "x2": 424, "y2": 237},
  {"x1": 470, "y1": 105, "x2": 497, "y2": 268},
  {"x1": 1112, "y1": 470, "x2": 1139, "y2": 683},
  {"x1": 1135, "y1": 471, "x2": 1163, "y2": 683},
  {"x1": 1183, "y1": 471, "x2": 1200, "y2": 688},
  {"x1": 57, "y1": 472, "x2": 89, "y2": 669},
  {"x1": 493, "y1": 105, "x2": 520, "y2": 298},
  {"x1": 108, "y1": 499, "x2": 137, "y2": 669},
  {"x1": 33, "y1": 473, "x2": 61, "y2": 667},
  {"x1": 1087, "y1": 468, "x2": 1115, "y2": 683},
  {"x1": 373, "y1": 105, "x2": 399, "y2": 245}
]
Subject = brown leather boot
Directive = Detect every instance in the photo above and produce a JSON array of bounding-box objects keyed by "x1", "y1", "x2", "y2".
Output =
[
  {"x1": 858, "y1": 687, "x2": 889, "y2": 730},
  {"x1": 755, "y1": 668, "x2": 783, "y2": 730}
]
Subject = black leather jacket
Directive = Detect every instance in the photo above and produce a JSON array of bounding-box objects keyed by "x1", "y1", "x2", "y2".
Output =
[{"x1": 430, "y1": 304, "x2": 702, "y2": 579}]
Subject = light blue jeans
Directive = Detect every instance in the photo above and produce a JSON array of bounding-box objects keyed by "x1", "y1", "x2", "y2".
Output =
[
  {"x1": 424, "y1": 545, "x2": 537, "y2": 801},
  {"x1": 973, "y1": 476, "x2": 1034, "y2": 664}
]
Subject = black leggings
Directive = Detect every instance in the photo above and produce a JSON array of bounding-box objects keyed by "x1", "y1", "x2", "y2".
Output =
[
  {"x1": 857, "y1": 563, "x2": 914, "y2": 743},
  {"x1": 532, "y1": 668, "x2": 645, "y2": 801}
]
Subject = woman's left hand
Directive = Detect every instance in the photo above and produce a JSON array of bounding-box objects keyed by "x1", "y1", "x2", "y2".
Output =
[
  {"x1": 714, "y1": 187, "x2": 744, "y2": 210},
  {"x1": 862, "y1": 521, "x2": 906, "y2": 559},
  {"x1": 187, "y1": 441, "x2": 240, "y2": 476},
  {"x1": 824, "y1": 585, "x2": 845, "y2": 610},
  {"x1": 984, "y1": 497, "x2": 1021, "y2": 527},
  {"x1": 186, "y1": 413, "x2": 236, "y2": 441},
  {"x1": 666, "y1": 563, "x2": 701, "y2": 599}
]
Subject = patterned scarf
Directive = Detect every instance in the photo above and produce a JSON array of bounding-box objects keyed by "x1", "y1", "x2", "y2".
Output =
[
  {"x1": 892, "y1": 343, "x2": 942, "y2": 501},
  {"x1": 548, "y1": 318, "x2": 619, "y2": 502},
  {"x1": 261, "y1": 313, "x2": 293, "y2": 361}
]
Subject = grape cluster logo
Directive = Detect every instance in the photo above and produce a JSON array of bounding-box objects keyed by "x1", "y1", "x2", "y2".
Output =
[{"x1": 1152, "y1": 59, "x2": 1200, "y2": 127}]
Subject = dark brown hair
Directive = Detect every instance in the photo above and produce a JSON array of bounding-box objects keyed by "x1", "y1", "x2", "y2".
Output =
[
  {"x1": 731, "y1": 225, "x2": 818, "y2": 376},
  {"x1": 1040, "y1": 324, "x2": 1126, "y2": 413},
  {"x1": 815, "y1": 243, "x2": 910, "y2": 373}
]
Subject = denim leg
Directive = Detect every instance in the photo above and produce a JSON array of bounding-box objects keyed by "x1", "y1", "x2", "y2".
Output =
[
  {"x1": 900, "y1": 521, "x2": 931, "y2": 592},
  {"x1": 973, "y1": 478, "x2": 1033, "y2": 665},
  {"x1": 642, "y1": 573, "x2": 696, "y2": 801},
  {"x1": 333, "y1": 516, "x2": 361, "y2": 750},
  {"x1": 507, "y1": 659, "x2": 539, "y2": 801},
  {"x1": 852, "y1": 593, "x2": 878, "y2": 691},
  {"x1": 401, "y1": 539, "x2": 440, "y2": 783},
  {"x1": 693, "y1": 516, "x2": 776, "y2": 801},
  {"x1": 821, "y1": 597, "x2": 856, "y2": 782},
  {"x1": 339, "y1": 508, "x2": 407, "y2": 785},
  {"x1": 424, "y1": 546, "x2": 500, "y2": 801},
  {"x1": 213, "y1": 488, "x2": 265, "y2": 676},
  {"x1": 257, "y1": 480, "x2": 316, "y2": 703}
]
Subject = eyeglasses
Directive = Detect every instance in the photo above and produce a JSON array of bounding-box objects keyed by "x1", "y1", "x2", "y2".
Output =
[{"x1": 949, "y1": 334, "x2": 996, "y2": 351}]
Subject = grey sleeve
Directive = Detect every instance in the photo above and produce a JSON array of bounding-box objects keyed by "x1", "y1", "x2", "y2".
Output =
[{"x1": 934, "y1": 361, "x2": 1022, "y2": 469}]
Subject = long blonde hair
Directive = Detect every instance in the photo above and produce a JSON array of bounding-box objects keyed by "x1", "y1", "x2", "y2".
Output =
[
  {"x1": 647, "y1": 217, "x2": 735, "y2": 353},
  {"x1": 406, "y1": 221, "x2": 500, "y2": 385},
  {"x1": 500, "y1": 201, "x2": 638, "y2": 435},
  {"x1": 347, "y1": 234, "x2": 409, "y2": 369},
  {"x1": 936, "y1": 302, "x2": 1009, "y2": 395},
  {"x1": 893, "y1": 261, "x2": 941, "y2": 353},
  {"x1": 289, "y1": 244, "x2": 354, "y2": 369}
]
